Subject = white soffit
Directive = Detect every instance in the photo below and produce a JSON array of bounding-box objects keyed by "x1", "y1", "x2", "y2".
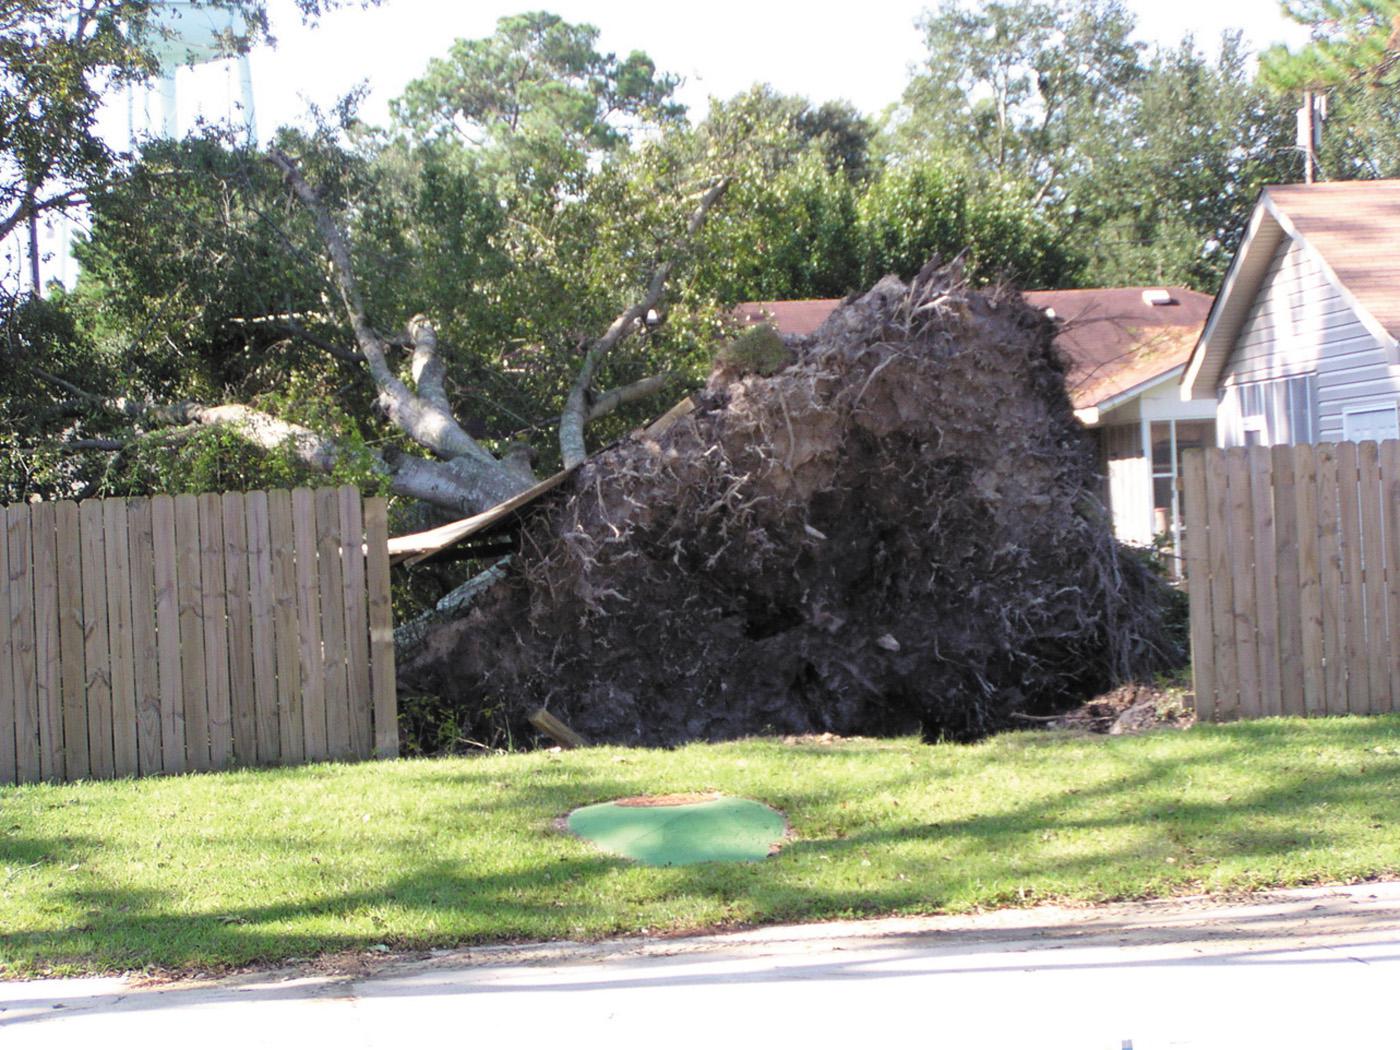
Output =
[{"x1": 1181, "y1": 197, "x2": 1282, "y2": 401}]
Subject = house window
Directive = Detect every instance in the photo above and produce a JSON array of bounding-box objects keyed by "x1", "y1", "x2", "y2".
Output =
[
  {"x1": 1342, "y1": 403, "x2": 1400, "y2": 443},
  {"x1": 1223, "y1": 374, "x2": 1316, "y2": 447},
  {"x1": 1151, "y1": 419, "x2": 1216, "y2": 575}
]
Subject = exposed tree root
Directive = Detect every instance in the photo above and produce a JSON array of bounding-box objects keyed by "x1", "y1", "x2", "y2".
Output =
[{"x1": 402, "y1": 264, "x2": 1183, "y2": 746}]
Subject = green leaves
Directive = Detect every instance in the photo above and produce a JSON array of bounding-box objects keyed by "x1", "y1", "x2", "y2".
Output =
[
  {"x1": 1261, "y1": 0, "x2": 1400, "y2": 90},
  {"x1": 391, "y1": 11, "x2": 683, "y2": 201},
  {"x1": 857, "y1": 160, "x2": 1079, "y2": 288}
]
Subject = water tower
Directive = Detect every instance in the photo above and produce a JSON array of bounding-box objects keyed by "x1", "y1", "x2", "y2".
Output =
[{"x1": 128, "y1": 2, "x2": 257, "y2": 144}]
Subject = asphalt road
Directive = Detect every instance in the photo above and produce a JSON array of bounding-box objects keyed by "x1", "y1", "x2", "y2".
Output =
[{"x1": 5, "y1": 882, "x2": 1400, "y2": 1049}]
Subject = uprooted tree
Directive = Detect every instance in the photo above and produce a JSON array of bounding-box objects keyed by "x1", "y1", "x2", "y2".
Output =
[
  {"x1": 25, "y1": 141, "x2": 1180, "y2": 745},
  {"x1": 401, "y1": 265, "x2": 1183, "y2": 746}
]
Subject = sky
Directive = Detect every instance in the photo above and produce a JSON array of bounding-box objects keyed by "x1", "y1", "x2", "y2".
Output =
[{"x1": 134, "y1": 0, "x2": 1314, "y2": 141}]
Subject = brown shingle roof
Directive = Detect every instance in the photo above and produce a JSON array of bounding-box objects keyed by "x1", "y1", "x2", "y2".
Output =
[
  {"x1": 733, "y1": 299, "x2": 845, "y2": 337},
  {"x1": 736, "y1": 287, "x2": 1213, "y2": 411},
  {"x1": 1022, "y1": 288, "x2": 1212, "y2": 409},
  {"x1": 1266, "y1": 179, "x2": 1400, "y2": 342}
]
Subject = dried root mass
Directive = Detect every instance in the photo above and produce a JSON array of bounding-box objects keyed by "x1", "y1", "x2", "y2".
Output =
[{"x1": 403, "y1": 266, "x2": 1183, "y2": 746}]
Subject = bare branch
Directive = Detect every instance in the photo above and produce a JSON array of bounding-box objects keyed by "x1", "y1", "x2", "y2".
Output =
[
  {"x1": 0, "y1": 187, "x2": 88, "y2": 244},
  {"x1": 586, "y1": 373, "x2": 673, "y2": 423},
  {"x1": 559, "y1": 177, "x2": 729, "y2": 468},
  {"x1": 31, "y1": 366, "x2": 105, "y2": 403},
  {"x1": 272, "y1": 318, "x2": 364, "y2": 364},
  {"x1": 268, "y1": 148, "x2": 499, "y2": 467},
  {"x1": 408, "y1": 315, "x2": 452, "y2": 413}
]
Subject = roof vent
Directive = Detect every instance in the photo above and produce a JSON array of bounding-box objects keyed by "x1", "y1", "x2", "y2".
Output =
[{"x1": 1142, "y1": 289, "x2": 1175, "y2": 307}]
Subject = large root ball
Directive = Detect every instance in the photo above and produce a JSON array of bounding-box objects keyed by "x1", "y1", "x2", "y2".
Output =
[{"x1": 403, "y1": 266, "x2": 1182, "y2": 746}]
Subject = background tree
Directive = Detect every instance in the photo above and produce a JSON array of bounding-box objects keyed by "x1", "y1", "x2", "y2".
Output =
[
  {"x1": 1261, "y1": 0, "x2": 1400, "y2": 179},
  {"x1": 893, "y1": 0, "x2": 1142, "y2": 203},
  {"x1": 1261, "y1": 0, "x2": 1400, "y2": 88},
  {"x1": 391, "y1": 10, "x2": 684, "y2": 202},
  {"x1": 7, "y1": 11, "x2": 728, "y2": 523},
  {"x1": 1066, "y1": 33, "x2": 1297, "y2": 288},
  {"x1": 857, "y1": 158, "x2": 1080, "y2": 287}
]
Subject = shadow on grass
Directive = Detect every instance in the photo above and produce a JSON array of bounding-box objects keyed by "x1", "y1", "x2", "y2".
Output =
[{"x1": 5, "y1": 719, "x2": 1400, "y2": 977}]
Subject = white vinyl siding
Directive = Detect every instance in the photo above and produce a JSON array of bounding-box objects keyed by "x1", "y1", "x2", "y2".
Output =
[{"x1": 1217, "y1": 238, "x2": 1395, "y2": 446}]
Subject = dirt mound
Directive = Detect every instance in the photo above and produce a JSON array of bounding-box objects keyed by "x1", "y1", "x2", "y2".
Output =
[
  {"x1": 1017, "y1": 679, "x2": 1196, "y2": 734},
  {"x1": 403, "y1": 265, "x2": 1182, "y2": 746}
]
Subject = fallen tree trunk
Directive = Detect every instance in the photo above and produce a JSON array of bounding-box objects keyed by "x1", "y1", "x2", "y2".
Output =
[{"x1": 401, "y1": 265, "x2": 1182, "y2": 747}]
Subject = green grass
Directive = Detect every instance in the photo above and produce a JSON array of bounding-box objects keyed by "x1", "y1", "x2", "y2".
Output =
[{"x1": 5, "y1": 717, "x2": 1400, "y2": 977}]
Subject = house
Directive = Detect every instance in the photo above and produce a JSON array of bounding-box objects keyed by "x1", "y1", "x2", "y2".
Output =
[
  {"x1": 1181, "y1": 179, "x2": 1400, "y2": 447},
  {"x1": 736, "y1": 287, "x2": 1218, "y2": 556}
]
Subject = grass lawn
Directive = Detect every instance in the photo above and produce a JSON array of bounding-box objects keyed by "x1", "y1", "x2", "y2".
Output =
[{"x1": 5, "y1": 717, "x2": 1400, "y2": 977}]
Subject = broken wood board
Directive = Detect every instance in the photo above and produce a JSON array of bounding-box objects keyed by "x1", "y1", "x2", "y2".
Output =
[
  {"x1": 387, "y1": 467, "x2": 577, "y2": 566},
  {"x1": 634, "y1": 396, "x2": 696, "y2": 441}
]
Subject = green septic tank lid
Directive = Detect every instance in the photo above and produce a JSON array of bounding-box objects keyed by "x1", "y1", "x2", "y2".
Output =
[{"x1": 566, "y1": 793, "x2": 787, "y2": 866}]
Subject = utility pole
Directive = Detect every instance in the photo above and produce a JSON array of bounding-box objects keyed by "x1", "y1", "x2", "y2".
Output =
[
  {"x1": 1297, "y1": 91, "x2": 1326, "y2": 184},
  {"x1": 1303, "y1": 90, "x2": 1315, "y2": 184},
  {"x1": 1299, "y1": 91, "x2": 1310, "y2": 184}
]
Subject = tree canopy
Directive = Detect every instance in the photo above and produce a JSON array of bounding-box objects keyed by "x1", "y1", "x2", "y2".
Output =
[{"x1": 3, "y1": 2, "x2": 1395, "y2": 528}]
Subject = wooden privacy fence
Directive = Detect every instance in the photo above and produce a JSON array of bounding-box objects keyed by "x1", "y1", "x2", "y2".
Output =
[
  {"x1": 0, "y1": 486, "x2": 397, "y2": 786},
  {"x1": 1183, "y1": 441, "x2": 1400, "y2": 721}
]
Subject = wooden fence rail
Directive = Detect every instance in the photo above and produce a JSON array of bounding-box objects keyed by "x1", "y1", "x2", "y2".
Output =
[
  {"x1": 1, "y1": 486, "x2": 397, "y2": 785},
  {"x1": 1183, "y1": 441, "x2": 1400, "y2": 720}
]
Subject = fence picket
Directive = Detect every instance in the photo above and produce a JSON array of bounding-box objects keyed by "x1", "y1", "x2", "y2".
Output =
[
  {"x1": 8, "y1": 507, "x2": 40, "y2": 783},
  {"x1": 292, "y1": 488, "x2": 328, "y2": 761},
  {"x1": 198, "y1": 493, "x2": 233, "y2": 769},
  {"x1": 30, "y1": 502, "x2": 63, "y2": 781},
  {"x1": 1224, "y1": 449, "x2": 1263, "y2": 718},
  {"x1": 1338, "y1": 442, "x2": 1370, "y2": 714},
  {"x1": 364, "y1": 497, "x2": 398, "y2": 760},
  {"x1": 1182, "y1": 451, "x2": 1215, "y2": 718},
  {"x1": 1204, "y1": 449, "x2": 1239, "y2": 720},
  {"x1": 316, "y1": 487, "x2": 352, "y2": 761},
  {"x1": 1383, "y1": 442, "x2": 1400, "y2": 714},
  {"x1": 151, "y1": 496, "x2": 186, "y2": 773},
  {"x1": 1315, "y1": 445, "x2": 1347, "y2": 715},
  {"x1": 268, "y1": 490, "x2": 303, "y2": 763},
  {"x1": 1358, "y1": 442, "x2": 1391, "y2": 712},
  {"x1": 1291, "y1": 445, "x2": 1325, "y2": 717},
  {"x1": 101, "y1": 499, "x2": 139, "y2": 777},
  {"x1": 127, "y1": 499, "x2": 164, "y2": 776},
  {"x1": 222, "y1": 492, "x2": 258, "y2": 765},
  {"x1": 54, "y1": 502, "x2": 88, "y2": 780},
  {"x1": 174, "y1": 495, "x2": 210, "y2": 772},
  {"x1": 0, "y1": 509, "x2": 16, "y2": 785},
  {"x1": 78, "y1": 500, "x2": 114, "y2": 779},
  {"x1": 245, "y1": 492, "x2": 280, "y2": 764},
  {"x1": 1247, "y1": 446, "x2": 1281, "y2": 716},
  {"x1": 1271, "y1": 445, "x2": 1305, "y2": 717},
  {"x1": 339, "y1": 486, "x2": 372, "y2": 759}
]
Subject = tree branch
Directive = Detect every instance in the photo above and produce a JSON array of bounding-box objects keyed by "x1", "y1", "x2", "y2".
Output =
[
  {"x1": 0, "y1": 187, "x2": 87, "y2": 244},
  {"x1": 559, "y1": 177, "x2": 728, "y2": 468},
  {"x1": 408, "y1": 314, "x2": 452, "y2": 413},
  {"x1": 267, "y1": 148, "x2": 499, "y2": 467},
  {"x1": 585, "y1": 373, "x2": 673, "y2": 423}
]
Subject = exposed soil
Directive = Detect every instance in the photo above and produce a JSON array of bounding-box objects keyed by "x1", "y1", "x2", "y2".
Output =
[
  {"x1": 1020, "y1": 679, "x2": 1197, "y2": 734},
  {"x1": 612, "y1": 792, "x2": 723, "y2": 808},
  {"x1": 403, "y1": 264, "x2": 1182, "y2": 746}
]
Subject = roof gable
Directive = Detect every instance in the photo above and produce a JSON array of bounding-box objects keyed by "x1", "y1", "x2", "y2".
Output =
[{"x1": 1183, "y1": 179, "x2": 1400, "y2": 400}]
